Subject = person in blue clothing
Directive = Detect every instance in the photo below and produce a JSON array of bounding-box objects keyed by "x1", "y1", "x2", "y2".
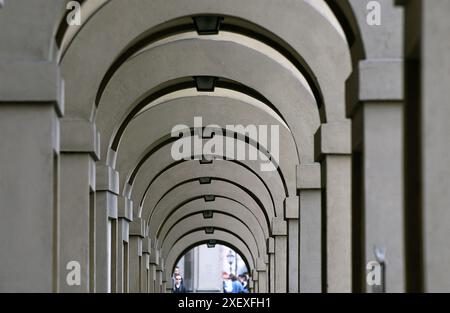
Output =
[
  {"x1": 238, "y1": 274, "x2": 250, "y2": 293},
  {"x1": 230, "y1": 274, "x2": 248, "y2": 293}
]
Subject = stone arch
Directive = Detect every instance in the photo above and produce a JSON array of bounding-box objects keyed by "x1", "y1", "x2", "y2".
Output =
[
  {"x1": 156, "y1": 197, "x2": 269, "y2": 242},
  {"x1": 144, "y1": 176, "x2": 273, "y2": 231},
  {"x1": 139, "y1": 160, "x2": 278, "y2": 227},
  {"x1": 160, "y1": 214, "x2": 263, "y2": 261},
  {"x1": 146, "y1": 180, "x2": 272, "y2": 235},
  {"x1": 112, "y1": 95, "x2": 299, "y2": 197},
  {"x1": 59, "y1": 0, "x2": 350, "y2": 123},
  {"x1": 164, "y1": 230, "x2": 258, "y2": 289},
  {"x1": 97, "y1": 35, "x2": 316, "y2": 165},
  {"x1": 129, "y1": 146, "x2": 286, "y2": 221},
  {"x1": 0, "y1": 0, "x2": 418, "y2": 295}
]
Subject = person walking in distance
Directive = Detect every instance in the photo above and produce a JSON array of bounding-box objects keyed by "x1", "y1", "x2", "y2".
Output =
[
  {"x1": 223, "y1": 272, "x2": 233, "y2": 293},
  {"x1": 172, "y1": 274, "x2": 186, "y2": 293},
  {"x1": 230, "y1": 274, "x2": 245, "y2": 293},
  {"x1": 172, "y1": 266, "x2": 184, "y2": 291}
]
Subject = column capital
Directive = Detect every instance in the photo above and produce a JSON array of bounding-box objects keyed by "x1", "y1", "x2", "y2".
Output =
[
  {"x1": 118, "y1": 196, "x2": 133, "y2": 222},
  {"x1": 150, "y1": 248, "x2": 160, "y2": 265},
  {"x1": 267, "y1": 237, "x2": 275, "y2": 254},
  {"x1": 60, "y1": 118, "x2": 100, "y2": 160},
  {"x1": 156, "y1": 265, "x2": 165, "y2": 272},
  {"x1": 119, "y1": 217, "x2": 129, "y2": 243},
  {"x1": 314, "y1": 121, "x2": 351, "y2": 161},
  {"x1": 347, "y1": 59, "x2": 404, "y2": 117},
  {"x1": 129, "y1": 234, "x2": 143, "y2": 256},
  {"x1": 256, "y1": 258, "x2": 266, "y2": 271},
  {"x1": 142, "y1": 237, "x2": 151, "y2": 255},
  {"x1": 297, "y1": 163, "x2": 321, "y2": 190},
  {"x1": 97, "y1": 188, "x2": 118, "y2": 218},
  {"x1": 130, "y1": 218, "x2": 145, "y2": 237},
  {"x1": 96, "y1": 163, "x2": 119, "y2": 195},
  {"x1": 271, "y1": 217, "x2": 287, "y2": 236},
  {"x1": 252, "y1": 269, "x2": 259, "y2": 281},
  {"x1": 157, "y1": 257, "x2": 165, "y2": 272},
  {"x1": 0, "y1": 60, "x2": 64, "y2": 116},
  {"x1": 284, "y1": 196, "x2": 299, "y2": 219}
]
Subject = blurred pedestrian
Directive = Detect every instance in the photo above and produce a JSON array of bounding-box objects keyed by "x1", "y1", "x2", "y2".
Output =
[
  {"x1": 238, "y1": 274, "x2": 249, "y2": 293},
  {"x1": 172, "y1": 274, "x2": 186, "y2": 293},
  {"x1": 223, "y1": 272, "x2": 233, "y2": 293},
  {"x1": 172, "y1": 266, "x2": 184, "y2": 291},
  {"x1": 230, "y1": 274, "x2": 245, "y2": 293}
]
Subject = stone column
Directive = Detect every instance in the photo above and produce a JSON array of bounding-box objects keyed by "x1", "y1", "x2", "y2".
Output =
[
  {"x1": 420, "y1": 0, "x2": 450, "y2": 293},
  {"x1": 400, "y1": 0, "x2": 450, "y2": 292},
  {"x1": 0, "y1": 61, "x2": 63, "y2": 292},
  {"x1": 348, "y1": 59, "x2": 405, "y2": 292},
  {"x1": 117, "y1": 196, "x2": 132, "y2": 292},
  {"x1": 142, "y1": 237, "x2": 151, "y2": 293},
  {"x1": 284, "y1": 196, "x2": 299, "y2": 293},
  {"x1": 156, "y1": 266, "x2": 163, "y2": 293},
  {"x1": 255, "y1": 257, "x2": 268, "y2": 293},
  {"x1": 159, "y1": 258, "x2": 166, "y2": 293},
  {"x1": 259, "y1": 270, "x2": 268, "y2": 293},
  {"x1": 251, "y1": 269, "x2": 259, "y2": 293},
  {"x1": 267, "y1": 238, "x2": 275, "y2": 293},
  {"x1": 59, "y1": 119, "x2": 99, "y2": 292},
  {"x1": 248, "y1": 280, "x2": 254, "y2": 293},
  {"x1": 149, "y1": 263, "x2": 157, "y2": 293},
  {"x1": 149, "y1": 245, "x2": 160, "y2": 293},
  {"x1": 297, "y1": 164, "x2": 322, "y2": 293},
  {"x1": 315, "y1": 121, "x2": 352, "y2": 293},
  {"x1": 129, "y1": 218, "x2": 144, "y2": 293},
  {"x1": 110, "y1": 215, "x2": 119, "y2": 293},
  {"x1": 95, "y1": 164, "x2": 119, "y2": 293},
  {"x1": 128, "y1": 235, "x2": 142, "y2": 293},
  {"x1": 268, "y1": 231, "x2": 287, "y2": 294},
  {"x1": 273, "y1": 218, "x2": 287, "y2": 293}
]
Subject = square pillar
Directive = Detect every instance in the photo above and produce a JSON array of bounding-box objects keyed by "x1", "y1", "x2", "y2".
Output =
[
  {"x1": 348, "y1": 59, "x2": 405, "y2": 293},
  {"x1": 149, "y1": 245, "x2": 160, "y2": 293},
  {"x1": 399, "y1": 0, "x2": 450, "y2": 292},
  {"x1": 251, "y1": 269, "x2": 259, "y2": 293},
  {"x1": 149, "y1": 264, "x2": 157, "y2": 293},
  {"x1": 420, "y1": 0, "x2": 450, "y2": 293},
  {"x1": 95, "y1": 163, "x2": 119, "y2": 293},
  {"x1": 284, "y1": 196, "x2": 299, "y2": 293},
  {"x1": 117, "y1": 196, "x2": 132, "y2": 293},
  {"x1": 271, "y1": 218, "x2": 287, "y2": 293},
  {"x1": 297, "y1": 164, "x2": 322, "y2": 293},
  {"x1": 129, "y1": 218, "x2": 144, "y2": 293},
  {"x1": 315, "y1": 121, "x2": 352, "y2": 293},
  {"x1": 255, "y1": 257, "x2": 268, "y2": 293},
  {"x1": 0, "y1": 60, "x2": 62, "y2": 292},
  {"x1": 128, "y1": 235, "x2": 142, "y2": 293},
  {"x1": 59, "y1": 119, "x2": 99, "y2": 293},
  {"x1": 156, "y1": 267, "x2": 163, "y2": 293},
  {"x1": 142, "y1": 237, "x2": 151, "y2": 293},
  {"x1": 267, "y1": 237, "x2": 275, "y2": 293}
]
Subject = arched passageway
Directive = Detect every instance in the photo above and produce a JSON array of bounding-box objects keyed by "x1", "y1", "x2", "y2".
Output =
[
  {"x1": 2, "y1": 0, "x2": 450, "y2": 294},
  {"x1": 171, "y1": 243, "x2": 251, "y2": 293}
]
